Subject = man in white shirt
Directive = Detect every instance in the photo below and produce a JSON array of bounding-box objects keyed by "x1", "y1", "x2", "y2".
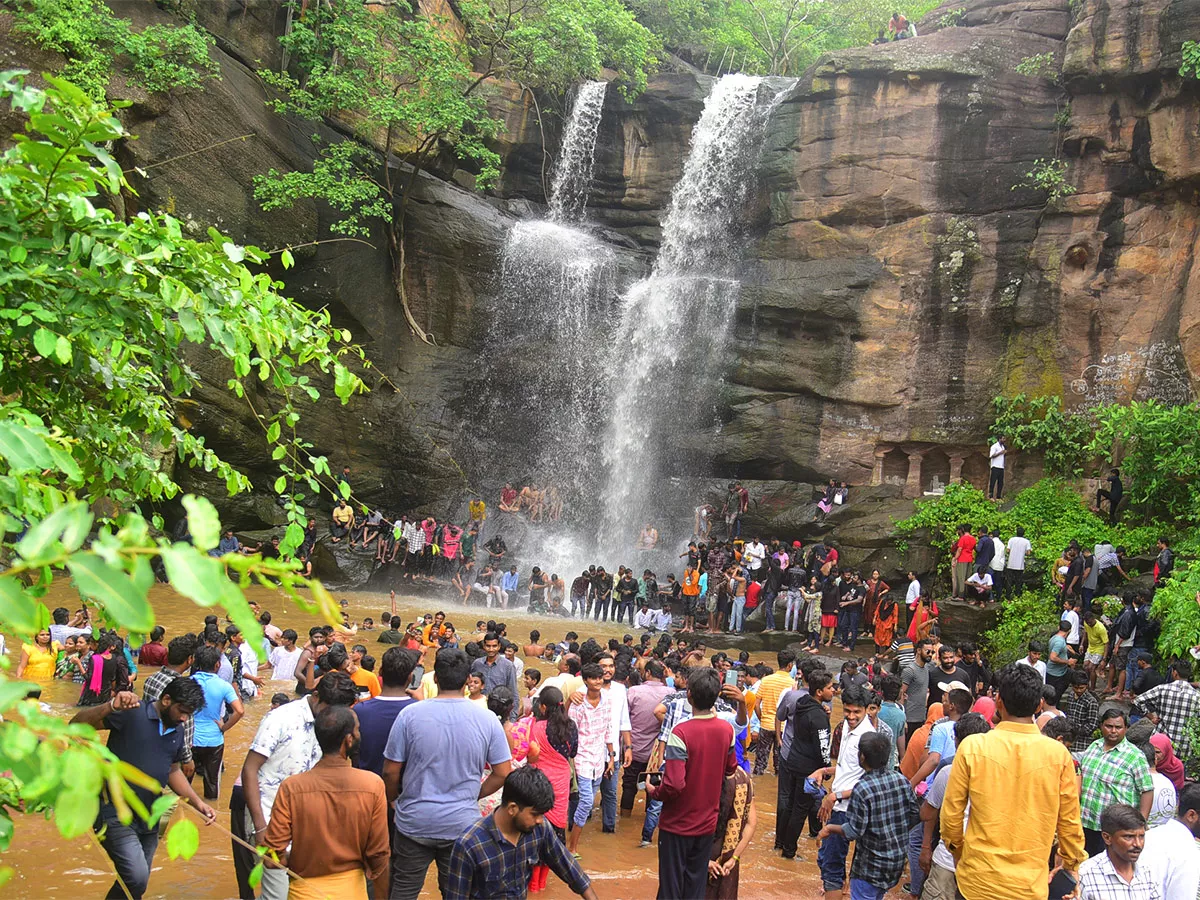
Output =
[
  {"x1": 1078, "y1": 804, "x2": 1160, "y2": 900},
  {"x1": 1141, "y1": 784, "x2": 1200, "y2": 900},
  {"x1": 1061, "y1": 598, "x2": 1082, "y2": 651},
  {"x1": 237, "y1": 634, "x2": 262, "y2": 700},
  {"x1": 1016, "y1": 640, "x2": 1048, "y2": 683},
  {"x1": 987, "y1": 436, "x2": 1007, "y2": 500},
  {"x1": 634, "y1": 604, "x2": 656, "y2": 631},
  {"x1": 1004, "y1": 527, "x2": 1032, "y2": 600},
  {"x1": 905, "y1": 571, "x2": 922, "y2": 608},
  {"x1": 965, "y1": 570, "x2": 993, "y2": 605},
  {"x1": 268, "y1": 629, "x2": 303, "y2": 683},
  {"x1": 574, "y1": 651, "x2": 631, "y2": 834},
  {"x1": 744, "y1": 538, "x2": 767, "y2": 576},
  {"x1": 808, "y1": 685, "x2": 875, "y2": 897},
  {"x1": 988, "y1": 528, "x2": 1006, "y2": 599}
]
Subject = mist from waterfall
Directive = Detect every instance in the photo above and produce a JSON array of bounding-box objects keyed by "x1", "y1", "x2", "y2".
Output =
[{"x1": 597, "y1": 74, "x2": 786, "y2": 555}]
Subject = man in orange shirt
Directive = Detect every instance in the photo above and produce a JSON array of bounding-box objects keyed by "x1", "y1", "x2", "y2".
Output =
[
  {"x1": 681, "y1": 565, "x2": 702, "y2": 633},
  {"x1": 941, "y1": 663, "x2": 1086, "y2": 899}
]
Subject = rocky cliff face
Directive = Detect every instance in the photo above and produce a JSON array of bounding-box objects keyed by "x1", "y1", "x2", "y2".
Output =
[{"x1": 3, "y1": 0, "x2": 1196, "y2": 580}]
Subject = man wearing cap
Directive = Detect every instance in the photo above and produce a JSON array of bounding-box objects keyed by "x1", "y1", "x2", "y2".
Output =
[{"x1": 908, "y1": 687, "x2": 973, "y2": 789}]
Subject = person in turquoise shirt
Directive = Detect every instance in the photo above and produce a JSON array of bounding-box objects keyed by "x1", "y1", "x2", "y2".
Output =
[{"x1": 191, "y1": 644, "x2": 244, "y2": 800}]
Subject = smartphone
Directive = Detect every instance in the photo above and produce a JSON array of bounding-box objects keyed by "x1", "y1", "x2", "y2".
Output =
[
  {"x1": 647, "y1": 771, "x2": 663, "y2": 786},
  {"x1": 1048, "y1": 869, "x2": 1077, "y2": 899},
  {"x1": 724, "y1": 669, "x2": 738, "y2": 686},
  {"x1": 408, "y1": 665, "x2": 425, "y2": 691}
]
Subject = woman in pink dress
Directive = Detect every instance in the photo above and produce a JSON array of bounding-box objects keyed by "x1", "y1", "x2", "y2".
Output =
[{"x1": 526, "y1": 686, "x2": 578, "y2": 892}]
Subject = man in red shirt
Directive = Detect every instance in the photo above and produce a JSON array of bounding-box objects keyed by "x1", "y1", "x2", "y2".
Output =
[
  {"x1": 951, "y1": 524, "x2": 977, "y2": 599},
  {"x1": 648, "y1": 667, "x2": 737, "y2": 899}
]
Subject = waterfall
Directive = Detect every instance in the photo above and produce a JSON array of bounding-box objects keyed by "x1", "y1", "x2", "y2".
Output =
[
  {"x1": 549, "y1": 80, "x2": 608, "y2": 224},
  {"x1": 474, "y1": 81, "x2": 616, "y2": 523},
  {"x1": 597, "y1": 74, "x2": 786, "y2": 554}
]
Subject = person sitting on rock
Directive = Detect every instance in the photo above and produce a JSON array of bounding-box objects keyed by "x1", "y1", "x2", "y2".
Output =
[
  {"x1": 888, "y1": 11, "x2": 909, "y2": 39},
  {"x1": 499, "y1": 482, "x2": 520, "y2": 512},
  {"x1": 965, "y1": 569, "x2": 993, "y2": 607},
  {"x1": 330, "y1": 499, "x2": 354, "y2": 544}
]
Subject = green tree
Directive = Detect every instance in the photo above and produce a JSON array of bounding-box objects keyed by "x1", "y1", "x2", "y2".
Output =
[
  {"x1": 7, "y1": 0, "x2": 216, "y2": 100},
  {"x1": 0, "y1": 70, "x2": 369, "y2": 873}
]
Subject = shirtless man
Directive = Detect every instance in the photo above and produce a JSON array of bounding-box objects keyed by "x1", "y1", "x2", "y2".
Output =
[
  {"x1": 499, "y1": 482, "x2": 520, "y2": 513},
  {"x1": 453, "y1": 558, "x2": 478, "y2": 600},
  {"x1": 637, "y1": 523, "x2": 659, "y2": 551},
  {"x1": 518, "y1": 483, "x2": 538, "y2": 516},
  {"x1": 545, "y1": 484, "x2": 562, "y2": 521},
  {"x1": 548, "y1": 573, "x2": 566, "y2": 614},
  {"x1": 694, "y1": 503, "x2": 714, "y2": 541},
  {"x1": 523, "y1": 630, "x2": 546, "y2": 658}
]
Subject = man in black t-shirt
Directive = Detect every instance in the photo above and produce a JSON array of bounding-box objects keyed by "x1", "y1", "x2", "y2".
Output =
[{"x1": 927, "y1": 645, "x2": 972, "y2": 708}]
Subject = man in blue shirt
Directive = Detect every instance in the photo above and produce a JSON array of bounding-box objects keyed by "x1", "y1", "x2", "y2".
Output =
[
  {"x1": 500, "y1": 566, "x2": 519, "y2": 609},
  {"x1": 383, "y1": 648, "x2": 512, "y2": 900},
  {"x1": 191, "y1": 644, "x2": 244, "y2": 799},
  {"x1": 71, "y1": 678, "x2": 215, "y2": 899},
  {"x1": 355, "y1": 646, "x2": 420, "y2": 776},
  {"x1": 471, "y1": 633, "x2": 519, "y2": 718}
]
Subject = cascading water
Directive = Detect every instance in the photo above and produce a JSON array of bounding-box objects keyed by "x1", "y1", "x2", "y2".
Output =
[
  {"x1": 548, "y1": 80, "x2": 607, "y2": 223},
  {"x1": 473, "y1": 82, "x2": 616, "y2": 534},
  {"x1": 597, "y1": 74, "x2": 787, "y2": 555}
]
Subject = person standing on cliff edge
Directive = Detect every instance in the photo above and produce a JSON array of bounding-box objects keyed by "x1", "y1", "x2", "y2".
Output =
[{"x1": 988, "y1": 435, "x2": 1008, "y2": 500}]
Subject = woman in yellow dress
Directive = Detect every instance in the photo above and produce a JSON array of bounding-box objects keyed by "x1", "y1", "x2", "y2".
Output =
[{"x1": 16, "y1": 629, "x2": 61, "y2": 680}]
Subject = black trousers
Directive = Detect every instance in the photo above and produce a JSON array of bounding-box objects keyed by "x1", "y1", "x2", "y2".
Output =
[
  {"x1": 229, "y1": 785, "x2": 257, "y2": 900},
  {"x1": 192, "y1": 744, "x2": 224, "y2": 800},
  {"x1": 657, "y1": 829, "x2": 712, "y2": 900},
  {"x1": 988, "y1": 466, "x2": 1004, "y2": 498},
  {"x1": 621, "y1": 759, "x2": 648, "y2": 812},
  {"x1": 1084, "y1": 827, "x2": 1106, "y2": 858},
  {"x1": 593, "y1": 596, "x2": 611, "y2": 622},
  {"x1": 778, "y1": 764, "x2": 820, "y2": 856},
  {"x1": 390, "y1": 831, "x2": 455, "y2": 900},
  {"x1": 1097, "y1": 489, "x2": 1121, "y2": 524}
]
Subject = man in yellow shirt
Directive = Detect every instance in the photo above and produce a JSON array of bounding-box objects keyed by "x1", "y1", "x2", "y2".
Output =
[
  {"x1": 330, "y1": 498, "x2": 355, "y2": 543},
  {"x1": 941, "y1": 662, "x2": 1086, "y2": 899},
  {"x1": 752, "y1": 649, "x2": 797, "y2": 775}
]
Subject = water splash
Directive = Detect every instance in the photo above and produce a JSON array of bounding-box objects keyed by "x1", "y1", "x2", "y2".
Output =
[
  {"x1": 597, "y1": 74, "x2": 787, "y2": 555},
  {"x1": 549, "y1": 81, "x2": 608, "y2": 223}
]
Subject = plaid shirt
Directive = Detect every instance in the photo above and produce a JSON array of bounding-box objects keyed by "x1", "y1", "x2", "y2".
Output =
[
  {"x1": 1078, "y1": 849, "x2": 1162, "y2": 899},
  {"x1": 1131, "y1": 680, "x2": 1200, "y2": 758},
  {"x1": 1079, "y1": 739, "x2": 1153, "y2": 830},
  {"x1": 444, "y1": 814, "x2": 590, "y2": 899},
  {"x1": 1064, "y1": 689, "x2": 1100, "y2": 754},
  {"x1": 841, "y1": 767, "x2": 920, "y2": 889},
  {"x1": 141, "y1": 667, "x2": 194, "y2": 764}
]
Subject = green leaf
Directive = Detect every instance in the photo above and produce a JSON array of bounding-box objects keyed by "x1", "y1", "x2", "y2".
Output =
[
  {"x1": 273, "y1": 475, "x2": 287, "y2": 494},
  {"x1": 147, "y1": 794, "x2": 179, "y2": 828},
  {"x1": 33, "y1": 328, "x2": 58, "y2": 359},
  {"x1": 0, "y1": 421, "x2": 58, "y2": 472},
  {"x1": 1, "y1": 722, "x2": 38, "y2": 760},
  {"x1": 15, "y1": 501, "x2": 92, "y2": 562},
  {"x1": 0, "y1": 679, "x2": 38, "y2": 714},
  {"x1": 339, "y1": 479, "x2": 351, "y2": 500},
  {"x1": 0, "y1": 812, "x2": 13, "y2": 852},
  {"x1": 0, "y1": 579, "x2": 39, "y2": 635},
  {"x1": 266, "y1": 420, "x2": 281, "y2": 443},
  {"x1": 9, "y1": 245, "x2": 27, "y2": 264},
  {"x1": 160, "y1": 545, "x2": 227, "y2": 607},
  {"x1": 67, "y1": 554, "x2": 155, "y2": 632},
  {"x1": 54, "y1": 334, "x2": 72, "y2": 364},
  {"x1": 222, "y1": 242, "x2": 245, "y2": 264},
  {"x1": 61, "y1": 748, "x2": 103, "y2": 795},
  {"x1": 279, "y1": 521, "x2": 304, "y2": 557},
  {"x1": 181, "y1": 494, "x2": 221, "y2": 552},
  {"x1": 280, "y1": 248, "x2": 294, "y2": 269},
  {"x1": 166, "y1": 817, "x2": 200, "y2": 860},
  {"x1": 54, "y1": 785, "x2": 99, "y2": 839}
]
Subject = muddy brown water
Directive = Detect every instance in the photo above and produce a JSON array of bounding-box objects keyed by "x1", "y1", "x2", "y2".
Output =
[{"x1": 4, "y1": 584, "x2": 907, "y2": 898}]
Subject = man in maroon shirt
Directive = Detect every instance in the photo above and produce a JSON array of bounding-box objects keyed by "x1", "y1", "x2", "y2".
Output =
[{"x1": 648, "y1": 667, "x2": 737, "y2": 899}]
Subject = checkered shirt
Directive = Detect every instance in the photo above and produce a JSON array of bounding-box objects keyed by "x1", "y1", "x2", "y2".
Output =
[
  {"x1": 1078, "y1": 849, "x2": 1162, "y2": 899},
  {"x1": 841, "y1": 767, "x2": 921, "y2": 890},
  {"x1": 1065, "y1": 689, "x2": 1100, "y2": 754},
  {"x1": 1079, "y1": 739, "x2": 1153, "y2": 830},
  {"x1": 1131, "y1": 680, "x2": 1200, "y2": 759},
  {"x1": 141, "y1": 667, "x2": 194, "y2": 763}
]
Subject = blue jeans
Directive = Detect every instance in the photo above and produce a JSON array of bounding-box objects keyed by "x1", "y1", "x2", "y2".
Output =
[
  {"x1": 850, "y1": 878, "x2": 889, "y2": 900},
  {"x1": 643, "y1": 797, "x2": 662, "y2": 842},
  {"x1": 97, "y1": 805, "x2": 159, "y2": 899},
  {"x1": 1125, "y1": 651, "x2": 1141, "y2": 695},
  {"x1": 731, "y1": 595, "x2": 746, "y2": 632},
  {"x1": 785, "y1": 593, "x2": 802, "y2": 631},
  {"x1": 573, "y1": 774, "x2": 603, "y2": 827},
  {"x1": 907, "y1": 821, "x2": 927, "y2": 896},
  {"x1": 839, "y1": 608, "x2": 861, "y2": 648},
  {"x1": 763, "y1": 591, "x2": 777, "y2": 629},
  {"x1": 601, "y1": 764, "x2": 619, "y2": 831},
  {"x1": 817, "y1": 809, "x2": 850, "y2": 890},
  {"x1": 616, "y1": 599, "x2": 634, "y2": 624}
]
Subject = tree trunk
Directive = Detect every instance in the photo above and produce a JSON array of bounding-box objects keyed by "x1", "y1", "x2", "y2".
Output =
[{"x1": 386, "y1": 219, "x2": 434, "y2": 345}]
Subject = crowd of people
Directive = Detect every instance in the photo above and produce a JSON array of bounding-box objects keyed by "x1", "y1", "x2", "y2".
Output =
[{"x1": 32, "y1": 563, "x2": 1199, "y2": 900}]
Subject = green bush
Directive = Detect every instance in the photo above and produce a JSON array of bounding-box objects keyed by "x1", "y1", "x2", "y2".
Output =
[
  {"x1": 893, "y1": 483, "x2": 1001, "y2": 577},
  {"x1": 982, "y1": 589, "x2": 1062, "y2": 668},
  {"x1": 1151, "y1": 534, "x2": 1200, "y2": 660}
]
